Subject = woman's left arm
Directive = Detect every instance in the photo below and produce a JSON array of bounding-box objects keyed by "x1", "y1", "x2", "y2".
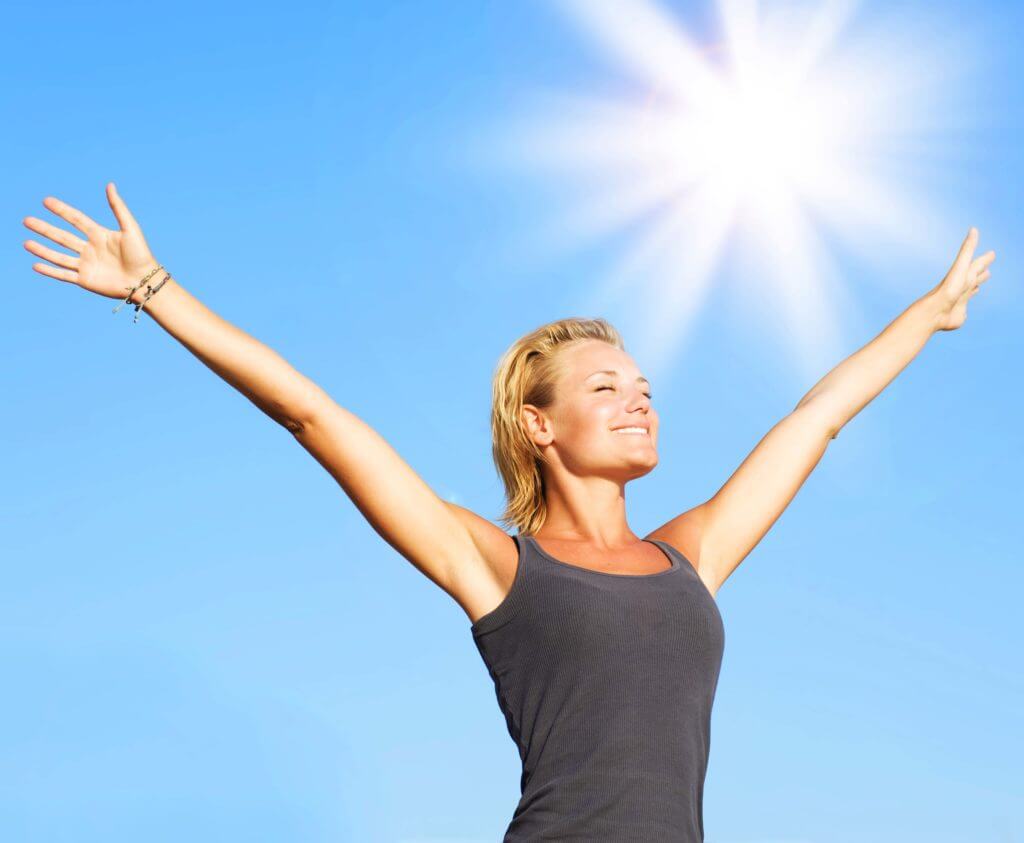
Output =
[
  {"x1": 794, "y1": 227, "x2": 996, "y2": 436},
  {"x1": 679, "y1": 228, "x2": 996, "y2": 596}
]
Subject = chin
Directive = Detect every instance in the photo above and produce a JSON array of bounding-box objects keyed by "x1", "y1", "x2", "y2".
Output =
[{"x1": 628, "y1": 457, "x2": 658, "y2": 480}]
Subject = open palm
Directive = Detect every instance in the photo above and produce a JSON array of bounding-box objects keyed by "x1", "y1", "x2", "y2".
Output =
[
  {"x1": 22, "y1": 182, "x2": 158, "y2": 300},
  {"x1": 931, "y1": 227, "x2": 996, "y2": 332}
]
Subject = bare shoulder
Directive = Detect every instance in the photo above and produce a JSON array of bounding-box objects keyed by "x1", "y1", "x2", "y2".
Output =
[
  {"x1": 644, "y1": 501, "x2": 720, "y2": 599},
  {"x1": 443, "y1": 501, "x2": 520, "y2": 625}
]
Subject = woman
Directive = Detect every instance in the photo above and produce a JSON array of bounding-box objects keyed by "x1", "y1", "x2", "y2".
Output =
[{"x1": 23, "y1": 183, "x2": 995, "y2": 841}]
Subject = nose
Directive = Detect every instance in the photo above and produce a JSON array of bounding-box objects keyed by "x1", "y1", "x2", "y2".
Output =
[{"x1": 629, "y1": 392, "x2": 650, "y2": 411}]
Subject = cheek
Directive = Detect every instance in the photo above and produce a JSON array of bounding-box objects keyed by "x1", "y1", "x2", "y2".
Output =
[
  {"x1": 589, "y1": 405, "x2": 621, "y2": 439},
  {"x1": 565, "y1": 404, "x2": 615, "y2": 441},
  {"x1": 589, "y1": 401, "x2": 618, "y2": 425}
]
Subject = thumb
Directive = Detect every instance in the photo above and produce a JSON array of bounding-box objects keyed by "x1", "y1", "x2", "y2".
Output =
[{"x1": 106, "y1": 181, "x2": 140, "y2": 231}]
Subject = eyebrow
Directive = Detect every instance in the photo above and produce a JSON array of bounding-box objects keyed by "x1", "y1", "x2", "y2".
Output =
[{"x1": 586, "y1": 369, "x2": 650, "y2": 385}]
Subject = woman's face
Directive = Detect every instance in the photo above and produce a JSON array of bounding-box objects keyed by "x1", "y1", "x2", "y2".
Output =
[{"x1": 525, "y1": 339, "x2": 659, "y2": 481}]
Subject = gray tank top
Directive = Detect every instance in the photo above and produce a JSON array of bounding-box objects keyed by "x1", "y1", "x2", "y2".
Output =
[{"x1": 471, "y1": 533, "x2": 725, "y2": 842}]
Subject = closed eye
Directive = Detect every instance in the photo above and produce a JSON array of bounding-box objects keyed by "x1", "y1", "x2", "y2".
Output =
[{"x1": 596, "y1": 385, "x2": 653, "y2": 399}]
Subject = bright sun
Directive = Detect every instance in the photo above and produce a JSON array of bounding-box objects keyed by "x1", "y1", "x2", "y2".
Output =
[{"x1": 492, "y1": 0, "x2": 983, "y2": 382}]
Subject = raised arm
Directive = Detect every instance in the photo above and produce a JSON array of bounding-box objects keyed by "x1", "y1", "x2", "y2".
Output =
[
  {"x1": 23, "y1": 183, "x2": 490, "y2": 608},
  {"x1": 649, "y1": 228, "x2": 996, "y2": 598}
]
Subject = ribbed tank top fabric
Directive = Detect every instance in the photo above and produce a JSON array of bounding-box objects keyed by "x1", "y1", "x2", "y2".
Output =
[{"x1": 471, "y1": 533, "x2": 725, "y2": 842}]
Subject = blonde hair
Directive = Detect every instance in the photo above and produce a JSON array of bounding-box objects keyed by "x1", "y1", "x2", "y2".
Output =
[{"x1": 491, "y1": 317, "x2": 625, "y2": 536}]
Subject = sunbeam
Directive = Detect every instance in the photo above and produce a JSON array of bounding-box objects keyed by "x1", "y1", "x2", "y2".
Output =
[{"x1": 490, "y1": 0, "x2": 985, "y2": 382}]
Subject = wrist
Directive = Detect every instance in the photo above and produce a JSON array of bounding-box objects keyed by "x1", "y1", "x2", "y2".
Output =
[
  {"x1": 126, "y1": 262, "x2": 164, "y2": 305},
  {"x1": 122, "y1": 263, "x2": 178, "y2": 323},
  {"x1": 915, "y1": 291, "x2": 948, "y2": 335},
  {"x1": 122, "y1": 264, "x2": 160, "y2": 307}
]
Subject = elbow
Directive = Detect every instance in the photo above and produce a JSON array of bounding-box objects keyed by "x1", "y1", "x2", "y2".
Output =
[
  {"x1": 283, "y1": 404, "x2": 319, "y2": 436},
  {"x1": 259, "y1": 398, "x2": 311, "y2": 436},
  {"x1": 792, "y1": 398, "x2": 841, "y2": 443},
  {"x1": 280, "y1": 389, "x2": 331, "y2": 436}
]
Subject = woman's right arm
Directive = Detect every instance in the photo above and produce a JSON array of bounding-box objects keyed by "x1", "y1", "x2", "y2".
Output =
[
  {"x1": 115, "y1": 271, "x2": 321, "y2": 432},
  {"x1": 23, "y1": 185, "x2": 494, "y2": 606},
  {"x1": 146, "y1": 277, "x2": 491, "y2": 600}
]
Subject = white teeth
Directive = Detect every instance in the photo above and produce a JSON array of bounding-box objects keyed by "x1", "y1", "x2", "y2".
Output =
[{"x1": 614, "y1": 427, "x2": 648, "y2": 435}]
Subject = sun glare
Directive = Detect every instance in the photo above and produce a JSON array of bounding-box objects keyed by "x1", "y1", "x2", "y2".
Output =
[{"x1": 491, "y1": 0, "x2": 985, "y2": 382}]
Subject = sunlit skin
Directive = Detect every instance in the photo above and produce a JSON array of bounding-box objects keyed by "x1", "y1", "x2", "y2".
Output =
[
  {"x1": 21, "y1": 184, "x2": 997, "y2": 618},
  {"x1": 522, "y1": 340, "x2": 660, "y2": 551}
]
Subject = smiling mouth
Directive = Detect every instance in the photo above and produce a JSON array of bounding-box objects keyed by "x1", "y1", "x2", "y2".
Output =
[{"x1": 613, "y1": 427, "x2": 649, "y2": 435}]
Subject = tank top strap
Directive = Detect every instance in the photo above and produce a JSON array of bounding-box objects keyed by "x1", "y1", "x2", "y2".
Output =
[{"x1": 470, "y1": 533, "x2": 532, "y2": 637}]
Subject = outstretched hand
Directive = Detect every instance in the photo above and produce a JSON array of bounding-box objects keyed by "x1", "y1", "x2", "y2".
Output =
[
  {"x1": 23, "y1": 182, "x2": 159, "y2": 301},
  {"x1": 930, "y1": 227, "x2": 996, "y2": 332}
]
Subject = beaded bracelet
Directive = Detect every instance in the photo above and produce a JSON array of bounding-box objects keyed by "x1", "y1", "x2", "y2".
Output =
[
  {"x1": 132, "y1": 269, "x2": 171, "y2": 323},
  {"x1": 112, "y1": 263, "x2": 172, "y2": 323}
]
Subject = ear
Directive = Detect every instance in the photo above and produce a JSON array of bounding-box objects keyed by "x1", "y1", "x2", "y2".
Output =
[{"x1": 521, "y1": 404, "x2": 554, "y2": 445}]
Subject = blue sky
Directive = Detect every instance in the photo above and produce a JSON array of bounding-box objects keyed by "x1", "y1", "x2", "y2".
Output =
[{"x1": 2, "y1": 1, "x2": 1021, "y2": 841}]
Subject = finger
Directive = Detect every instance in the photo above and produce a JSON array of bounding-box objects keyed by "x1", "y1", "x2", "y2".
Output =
[
  {"x1": 31, "y1": 261, "x2": 79, "y2": 284},
  {"x1": 972, "y1": 250, "x2": 996, "y2": 272},
  {"x1": 968, "y1": 270, "x2": 991, "y2": 298},
  {"x1": 106, "y1": 181, "x2": 140, "y2": 231},
  {"x1": 24, "y1": 238, "x2": 80, "y2": 270},
  {"x1": 42, "y1": 195, "x2": 101, "y2": 239},
  {"x1": 23, "y1": 216, "x2": 87, "y2": 253},
  {"x1": 951, "y1": 226, "x2": 979, "y2": 275}
]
